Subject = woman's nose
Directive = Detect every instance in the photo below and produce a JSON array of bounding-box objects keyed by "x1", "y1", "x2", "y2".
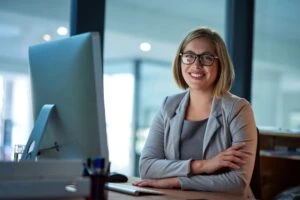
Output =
[{"x1": 193, "y1": 57, "x2": 203, "y2": 69}]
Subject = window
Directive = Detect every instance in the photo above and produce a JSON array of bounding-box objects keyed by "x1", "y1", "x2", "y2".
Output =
[
  {"x1": 252, "y1": 0, "x2": 300, "y2": 131},
  {"x1": 105, "y1": 0, "x2": 226, "y2": 175},
  {"x1": 0, "y1": 0, "x2": 70, "y2": 160}
]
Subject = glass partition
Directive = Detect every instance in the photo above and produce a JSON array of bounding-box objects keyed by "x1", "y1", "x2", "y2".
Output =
[
  {"x1": 252, "y1": 0, "x2": 300, "y2": 131},
  {"x1": 0, "y1": 0, "x2": 71, "y2": 160},
  {"x1": 105, "y1": 0, "x2": 226, "y2": 175}
]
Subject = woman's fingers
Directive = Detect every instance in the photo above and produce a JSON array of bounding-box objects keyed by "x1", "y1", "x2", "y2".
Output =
[
  {"x1": 200, "y1": 143, "x2": 249, "y2": 174},
  {"x1": 133, "y1": 178, "x2": 180, "y2": 189},
  {"x1": 223, "y1": 154, "x2": 247, "y2": 164},
  {"x1": 132, "y1": 181, "x2": 141, "y2": 186},
  {"x1": 224, "y1": 147, "x2": 249, "y2": 160},
  {"x1": 229, "y1": 143, "x2": 246, "y2": 150},
  {"x1": 223, "y1": 160, "x2": 241, "y2": 170},
  {"x1": 133, "y1": 180, "x2": 152, "y2": 187},
  {"x1": 137, "y1": 181, "x2": 151, "y2": 187},
  {"x1": 223, "y1": 150, "x2": 249, "y2": 159},
  {"x1": 232, "y1": 150, "x2": 250, "y2": 158},
  {"x1": 220, "y1": 146, "x2": 249, "y2": 168}
]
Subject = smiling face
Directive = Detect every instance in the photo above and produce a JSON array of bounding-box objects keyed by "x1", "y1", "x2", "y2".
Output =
[{"x1": 181, "y1": 37, "x2": 219, "y2": 93}]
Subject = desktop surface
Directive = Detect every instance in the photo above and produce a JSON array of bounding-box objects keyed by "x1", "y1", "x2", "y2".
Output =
[
  {"x1": 107, "y1": 177, "x2": 244, "y2": 200},
  {"x1": 108, "y1": 189, "x2": 243, "y2": 200}
]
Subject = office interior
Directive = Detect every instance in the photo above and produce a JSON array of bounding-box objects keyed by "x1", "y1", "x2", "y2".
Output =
[{"x1": 0, "y1": 0, "x2": 300, "y2": 199}]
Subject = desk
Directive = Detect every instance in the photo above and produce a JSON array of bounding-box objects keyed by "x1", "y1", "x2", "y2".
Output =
[
  {"x1": 259, "y1": 129, "x2": 300, "y2": 200},
  {"x1": 108, "y1": 189, "x2": 243, "y2": 200},
  {"x1": 107, "y1": 178, "x2": 244, "y2": 200},
  {"x1": 260, "y1": 129, "x2": 300, "y2": 153}
]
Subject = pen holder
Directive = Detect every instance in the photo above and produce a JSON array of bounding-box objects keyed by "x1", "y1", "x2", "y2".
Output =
[{"x1": 87, "y1": 173, "x2": 107, "y2": 200}]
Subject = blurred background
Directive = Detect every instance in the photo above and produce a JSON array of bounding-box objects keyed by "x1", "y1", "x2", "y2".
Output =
[{"x1": 0, "y1": 0, "x2": 300, "y2": 182}]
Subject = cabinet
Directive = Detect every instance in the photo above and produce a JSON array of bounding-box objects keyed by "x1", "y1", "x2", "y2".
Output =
[{"x1": 259, "y1": 129, "x2": 300, "y2": 200}]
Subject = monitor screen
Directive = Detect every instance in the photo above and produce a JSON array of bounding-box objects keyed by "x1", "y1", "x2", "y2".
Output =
[{"x1": 21, "y1": 32, "x2": 109, "y2": 162}]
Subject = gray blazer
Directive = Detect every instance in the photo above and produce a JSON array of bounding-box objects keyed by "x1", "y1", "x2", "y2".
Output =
[{"x1": 139, "y1": 91, "x2": 257, "y2": 197}]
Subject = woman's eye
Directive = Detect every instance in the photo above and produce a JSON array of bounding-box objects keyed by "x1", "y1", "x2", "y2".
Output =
[
  {"x1": 203, "y1": 55, "x2": 213, "y2": 61},
  {"x1": 185, "y1": 54, "x2": 195, "y2": 59}
]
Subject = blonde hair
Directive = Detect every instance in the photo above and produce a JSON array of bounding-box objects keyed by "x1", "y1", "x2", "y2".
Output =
[{"x1": 172, "y1": 27, "x2": 235, "y2": 98}]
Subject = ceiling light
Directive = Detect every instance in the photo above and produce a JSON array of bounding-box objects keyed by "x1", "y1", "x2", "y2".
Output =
[
  {"x1": 57, "y1": 26, "x2": 68, "y2": 36},
  {"x1": 140, "y1": 42, "x2": 151, "y2": 52},
  {"x1": 43, "y1": 34, "x2": 52, "y2": 41}
]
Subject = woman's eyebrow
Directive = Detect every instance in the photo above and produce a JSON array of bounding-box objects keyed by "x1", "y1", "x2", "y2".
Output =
[
  {"x1": 182, "y1": 50, "x2": 195, "y2": 54},
  {"x1": 182, "y1": 50, "x2": 215, "y2": 55}
]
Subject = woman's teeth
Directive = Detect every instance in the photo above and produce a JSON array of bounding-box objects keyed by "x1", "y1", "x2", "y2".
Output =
[{"x1": 190, "y1": 73, "x2": 204, "y2": 78}]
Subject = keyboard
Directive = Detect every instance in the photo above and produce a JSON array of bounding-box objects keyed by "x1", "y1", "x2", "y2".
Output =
[{"x1": 106, "y1": 183, "x2": 164, "y2": 196}]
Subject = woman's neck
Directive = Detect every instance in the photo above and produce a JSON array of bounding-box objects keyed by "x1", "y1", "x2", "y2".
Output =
[
  {"x1": 189, "y1": 89, "x2": 213, "y2": 107},
  {"x1": 185, "y1": 89, "x2": 213, "y2": 121}
]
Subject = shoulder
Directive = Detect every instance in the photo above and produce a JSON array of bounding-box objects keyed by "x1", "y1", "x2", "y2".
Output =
[
  {"x1": 221, "y1": 92, "x2": 251, "y2": 110},
  {"x1": 164, "y1": 91, "x2": 187, "y2": 105},
  {"x1": 220, "y1": 92, "x2": 253, "y2": 121},
  {"x1": 161, "y1": 91, "x2": 188, "y2": 117}
]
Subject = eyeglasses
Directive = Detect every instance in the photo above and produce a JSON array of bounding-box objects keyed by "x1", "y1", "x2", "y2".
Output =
[{"x1": 179, "y1": 53, "x2": 218, "y2": 66}]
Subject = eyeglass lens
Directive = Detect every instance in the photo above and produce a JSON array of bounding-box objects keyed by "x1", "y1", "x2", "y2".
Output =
[{"x1": 181, "y1": 53, "x2": 216, "y2": 66}]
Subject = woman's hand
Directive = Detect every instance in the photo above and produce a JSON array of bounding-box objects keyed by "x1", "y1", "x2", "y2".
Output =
[
  {"x1": 132, "y1": 177, "x2": 180, "y2": 189},
  {"x1": 191, "y1": 143, "x2": 248, "y2": 174}
]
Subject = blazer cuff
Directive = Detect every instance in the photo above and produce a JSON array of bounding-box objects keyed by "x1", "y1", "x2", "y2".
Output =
[{"x1": 187, "y1": 159, "x2": 193, "y2": 177}]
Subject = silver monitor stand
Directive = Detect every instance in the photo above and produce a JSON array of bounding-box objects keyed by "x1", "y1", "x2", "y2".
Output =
[{"x1": 21, "y1": 104, "x2": 56, "y2": 160}]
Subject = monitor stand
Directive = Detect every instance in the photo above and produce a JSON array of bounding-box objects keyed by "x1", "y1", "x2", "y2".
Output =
[{"x1": 21, "y1": 104, "x2": 56, "y2": 161}]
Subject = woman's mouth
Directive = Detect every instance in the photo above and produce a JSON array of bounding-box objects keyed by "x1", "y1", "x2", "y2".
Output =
[{"x1": 190, "y1": 72, "x2": 205, "y2": 78}]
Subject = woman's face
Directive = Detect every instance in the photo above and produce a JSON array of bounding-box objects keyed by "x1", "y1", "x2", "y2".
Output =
[{"x1": 181, "y1": 37, "x2": 219, "y2": 92}]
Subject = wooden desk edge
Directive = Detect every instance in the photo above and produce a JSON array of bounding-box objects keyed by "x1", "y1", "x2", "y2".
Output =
[{"x1": 107, "y1": 177, "x2": 246, "y2": 200}]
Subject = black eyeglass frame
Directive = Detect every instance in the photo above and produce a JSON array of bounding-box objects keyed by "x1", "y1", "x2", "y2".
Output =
[{"x1": 179, "y1": 53, "x2": 219, "y2": 66}]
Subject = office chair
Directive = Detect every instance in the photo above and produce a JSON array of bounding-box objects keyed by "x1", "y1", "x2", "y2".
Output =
[{"x1": 250, "y1": 128, "x2": 261, "y2": 199}]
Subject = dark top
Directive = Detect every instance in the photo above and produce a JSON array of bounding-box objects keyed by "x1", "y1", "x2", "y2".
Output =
[{"x1": 180, "y1": 118, "x2": 208, "y2": 160}]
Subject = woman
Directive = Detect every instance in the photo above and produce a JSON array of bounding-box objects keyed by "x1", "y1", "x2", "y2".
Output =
[{"x1": 133, "y1": 27, "x2": 257, "y2": 197}]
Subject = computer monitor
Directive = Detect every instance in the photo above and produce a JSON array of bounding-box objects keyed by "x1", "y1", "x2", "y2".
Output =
[{"x1": 21, "y1": 32, "x2": 109, "y2": 162}]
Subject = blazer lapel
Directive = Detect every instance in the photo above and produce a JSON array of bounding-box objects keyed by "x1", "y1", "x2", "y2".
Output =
[
  {"x1": 168, "y1": 92, "x2": 189, "y2": 159},
  {"x1": 202, "y1": 97, "x2": 222, "y2": 156}
]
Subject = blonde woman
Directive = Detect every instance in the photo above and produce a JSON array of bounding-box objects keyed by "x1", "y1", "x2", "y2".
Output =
[{"x1": 133, "y1": 27, "x2": 257, "y2": 198}]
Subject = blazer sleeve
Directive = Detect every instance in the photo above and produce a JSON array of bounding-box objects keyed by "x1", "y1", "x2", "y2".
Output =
[
  {"x1": 178, "y1": 99, "x2": 257, "y2": 193},
  {"x1": 139, "y1": 98, "x2": 191, "y2": 179}
]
